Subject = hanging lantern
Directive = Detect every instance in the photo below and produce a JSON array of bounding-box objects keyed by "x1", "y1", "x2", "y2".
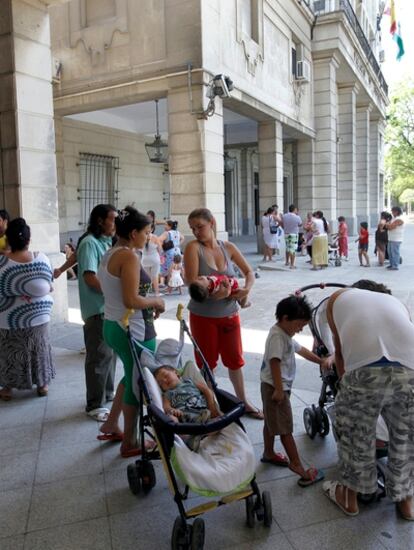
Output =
[{"x1": 145, "y1": 99, "x2": 168, "y2": 163}]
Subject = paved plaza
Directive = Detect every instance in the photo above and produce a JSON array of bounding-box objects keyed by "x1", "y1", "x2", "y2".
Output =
[{"x1": 1, "y1": 223, "x2": 414, "y2": 550}]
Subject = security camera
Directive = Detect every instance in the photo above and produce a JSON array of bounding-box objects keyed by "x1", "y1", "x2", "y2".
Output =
[{"x1": 208, "y1": 74, "x2": 234, "y2": 99}]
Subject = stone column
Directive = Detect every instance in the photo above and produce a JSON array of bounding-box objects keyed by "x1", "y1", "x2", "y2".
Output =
[
  {"x1": 257, "y1": 120, "x2": 284, "y2": 213},
  {"x1": 337, "y1": 85, "x2": 358, "y2": 235},
  {"x1": 313, "y1": 56, "x2": 339, "y2": 224},
  {"x1": 0, "y1": 0, "x2": 66, "y2": 320},
  {"x1": 356, "y1": 104, "x2": 371, "y2": 226},
  {"x1": 369, "y1": 116, "x2": 383, "y2": 226},
  {"x1": 167, "y1": 82, "x2": 225, "y2": 236},
  {"x1": 296, "y1": 138, "x2": 315, "y2": 215}
]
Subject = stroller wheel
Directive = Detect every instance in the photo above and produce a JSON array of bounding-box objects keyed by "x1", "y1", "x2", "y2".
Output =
[
  {"x1": 317, "y1": 408, "x2": 330, "y2": 438},
  {"x1": 245, "y1": 495, "x2": 255, "y2": 528},
  {"x1": 141, "y1": 461, "x2": 156, "y2": 494},
  {"x1": 172, "y1": 516, "x2": 190, "y2": 550},
  {"x1": 262, "y1": 491, "x2": 273, "y2": 527},
  {"x1": 335, "y1": 258, "x2": 342, "y2": 267},
  {"x1": 190, "y1": 518, "x2": 205, "y2": 550},
  {"x1": 127, "y1": 463, "x2": 141, "y2": 495},
  {"x1": 303, "y1": 407, "x2": 318, "y2": 439}
]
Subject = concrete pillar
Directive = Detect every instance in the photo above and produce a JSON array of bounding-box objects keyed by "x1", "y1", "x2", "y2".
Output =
[
  {"x1": 0, "y1": 0, "x2": 66, "y2": 320},
  {"x1": 313, "y1": 56, "x2": 339, "y2": 223},
  {"x1": 257, "y1": 120, "x2": 283, "y2": 213},
  {"x1": 369, "y1": 117, "x2": 380, "y2": 227},
  {"x1": 356, "y1": 104, "x2": 371, "y2": 226},
  {"x1": 337, "y1": 85, "x2": 358, "y2": 235},
  {"x1": 296, "y1": 138, "x2": 315, "y2": 216},
  {"x1": 167, "y1": 84, "x2": 225, "y2": 236}
]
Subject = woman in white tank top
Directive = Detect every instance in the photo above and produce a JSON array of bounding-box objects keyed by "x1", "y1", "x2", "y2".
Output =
[{"x1": 142, "y1": 233, "x2": 162, "y2": 295}]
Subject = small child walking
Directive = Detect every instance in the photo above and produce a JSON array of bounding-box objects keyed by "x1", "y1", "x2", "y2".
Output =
[
  {"x1": 260, "y1": 295, "x2": 331, "y2": 486},
  {"x1": 189, "y1": 274, "x2": 250, "y2": 308},
  {"x1": 337, "y1": 216, "x2": 349, "y2": 261},
  {"x1": 167, "y1": 254, "x2": 184, "y2": 294},
  {"x1": 357, "y1": 221, "x2": 370, "y2": 267}
]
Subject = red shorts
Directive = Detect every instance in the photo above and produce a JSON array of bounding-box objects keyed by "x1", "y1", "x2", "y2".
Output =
[{"x1": 189, "y1": 312, "x2": 245, "y2": 371}]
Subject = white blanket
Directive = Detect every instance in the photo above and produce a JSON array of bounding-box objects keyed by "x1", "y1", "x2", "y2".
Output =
[{"x1": 142, "y1": 366, "x2": 256, "y2": 496}]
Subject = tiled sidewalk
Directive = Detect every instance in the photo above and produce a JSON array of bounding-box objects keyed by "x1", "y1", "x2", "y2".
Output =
[{"x1": 1, "y1": 224, "x2": 414, "y2": 549}]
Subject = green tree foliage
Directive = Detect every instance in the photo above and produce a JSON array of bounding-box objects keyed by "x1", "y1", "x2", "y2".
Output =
[{"x1": 385, "y1": 79, "x2": 414, "y2": 199}]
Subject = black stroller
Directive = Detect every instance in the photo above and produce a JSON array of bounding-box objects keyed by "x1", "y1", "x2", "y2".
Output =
[
  {"x1": 328, "y1": 234, "x2": 342, "y2": 267},
  {"x1": 123, "y1": 305, "x2": 272, "y2": 550},
  {"x1": 296, "y1": 283, "x2": 388, "y2": 501}
]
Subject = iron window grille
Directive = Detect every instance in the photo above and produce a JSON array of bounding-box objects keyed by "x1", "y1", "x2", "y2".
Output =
[{"x1": 77, "y1": 153, "x2": 120, "y2": 229}]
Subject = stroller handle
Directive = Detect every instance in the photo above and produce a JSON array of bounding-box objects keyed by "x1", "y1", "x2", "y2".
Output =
[
  {"x1": 121, "y1": 308, "x2": 135, "y2": 328},
  {"x1": 176, "y1": 303, "x2": 185, "y2": 321},
  {"x1": 296, "y1": 282, "x2": 348, "y2": 294}
]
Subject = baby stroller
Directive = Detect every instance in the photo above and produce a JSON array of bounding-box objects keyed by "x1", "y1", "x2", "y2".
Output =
[
  {"x1": 296, "y1": 283, "x2": 388, "y2": 501},
  {"x1": 328, "y1": 234, "x2": 341, "y2": 267},
  {"x1": 123, "y1": 305, "x2": 272, "y2": 550}
]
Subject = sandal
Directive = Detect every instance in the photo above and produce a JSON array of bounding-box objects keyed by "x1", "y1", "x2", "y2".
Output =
[
  {"x1": 323, "y1": 481, "x2": 359, "y2": 516},
  {"x1": 87, "y1": 408, "x2": 110, "y2": 422},
  {"x1": 244, "y1": 407, "x2": 264, "y2": 420},
  {"x1": 260, "y1": 453, "x2": 289, "y2": 467},
  {"x1": 97, "y1": 432, "x2": 124, "y2": 442},
  {"x1": 297, "y1": 467, "x2": 325, "y2": 487}
]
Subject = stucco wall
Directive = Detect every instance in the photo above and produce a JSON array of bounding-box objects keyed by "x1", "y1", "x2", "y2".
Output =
[
  {"x1": 59, "y1": 118, "x2": 168, "y2": 243},
  {"x1": 201, "y1": 0, "x2": 314, "y2": 131},
  {"x1": 49, "y1": 0, "x2": 202, "y2": 96}
]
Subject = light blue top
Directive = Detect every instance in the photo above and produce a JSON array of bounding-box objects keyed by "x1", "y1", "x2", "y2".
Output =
[{"x1": 76, "y1": 233, "x2": 112, "y2": 321}]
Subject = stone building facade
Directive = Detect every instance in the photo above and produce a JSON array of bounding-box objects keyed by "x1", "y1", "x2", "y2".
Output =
[{"x1": 0, "y1": 0, "x2": 387, "y2": 316}]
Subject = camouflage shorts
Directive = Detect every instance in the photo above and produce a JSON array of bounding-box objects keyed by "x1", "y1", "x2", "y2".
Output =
[{"x1": 335, "y1": 365, "x2": 414, "y2": 500}]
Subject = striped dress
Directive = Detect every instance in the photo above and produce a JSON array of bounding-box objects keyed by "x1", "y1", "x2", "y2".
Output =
[{"x1": 0, "y1": 253, "x2": 55, "y2": 390}]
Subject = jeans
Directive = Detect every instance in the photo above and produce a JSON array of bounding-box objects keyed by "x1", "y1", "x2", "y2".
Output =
[
  {"x1": 387, "y1": 241, "x2": 401, "y2": 269},
  {"x1": 83, "y1": 314, "x2": 117, "y2": 412}
]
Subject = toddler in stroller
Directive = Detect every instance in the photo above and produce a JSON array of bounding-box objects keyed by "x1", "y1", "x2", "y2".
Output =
[{"x1": 124, "y1": 305, "x2": 273, "y2": 549}]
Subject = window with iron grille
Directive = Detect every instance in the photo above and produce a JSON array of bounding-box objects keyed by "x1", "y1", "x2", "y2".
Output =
[{"x1": 77, "y1": 153, "x2": 119, "y2": 229}]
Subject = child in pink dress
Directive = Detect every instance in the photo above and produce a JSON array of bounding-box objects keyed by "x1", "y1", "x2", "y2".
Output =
[
  {"x1": 337, "y1": 216, "x2": 349, "y2": 260},
  {"x1": 189, "y1": 274, "x2": 250, "y2": 308}
]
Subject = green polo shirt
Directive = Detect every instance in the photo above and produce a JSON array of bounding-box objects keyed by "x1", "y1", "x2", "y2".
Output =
[{"x1": 76, "y1": 233, "x2": 112, "y2": 321}]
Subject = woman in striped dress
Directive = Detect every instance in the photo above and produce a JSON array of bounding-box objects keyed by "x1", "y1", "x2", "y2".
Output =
[{"x1": 0, "y1": 218, "x2": 54, "y2": 400}]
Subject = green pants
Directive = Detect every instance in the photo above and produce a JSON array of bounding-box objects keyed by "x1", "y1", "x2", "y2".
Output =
[{"x1": 103, "y1": 320, "x2": 156, "y2": 406}]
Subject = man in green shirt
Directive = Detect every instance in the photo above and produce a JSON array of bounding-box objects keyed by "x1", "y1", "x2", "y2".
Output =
[{"x1": 77, "y1": 204, "x2": 117, "y2": 420}]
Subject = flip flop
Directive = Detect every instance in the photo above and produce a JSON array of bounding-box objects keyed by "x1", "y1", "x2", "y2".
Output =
[
  {"x1": 97, "y1": 432, "x2": 124, "y2": 442},
  {"x1": 260, "y1": 453, "x2": 289, "y2": 467},
  {"x1": 87, "y1": 408, "x2": 110, "y2": 422},
  {"x1": 120, "y1": 440, "x2": 156, "y2": 458},
  {"x1": 244, "y1": 407, "x2": 264, "y2": 420},
  {"x1": 297, "y1": 467, "x2": 325, "y2": 487},
  {"x1": 323, "y1": 480, "x2": 359, "y2": 516}
]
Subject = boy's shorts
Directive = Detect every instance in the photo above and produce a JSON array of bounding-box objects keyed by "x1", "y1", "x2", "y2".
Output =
[
  {"x1": 358, "y1": 243, "x2": 368, "y2": 252},
  {"x1": 261, "y1": 382, "x2": 293, "y2": 436}
]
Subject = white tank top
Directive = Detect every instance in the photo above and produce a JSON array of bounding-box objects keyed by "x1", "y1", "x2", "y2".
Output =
[
  {"x1": 332, "y1": 289, "x2": 414, "y2": 372},
  {"x1": 98, "y1": 247, "x2": 146, "y2": 341},
  {"x1": 387, "y1": 216, "x2": 404, "y2": 242}
]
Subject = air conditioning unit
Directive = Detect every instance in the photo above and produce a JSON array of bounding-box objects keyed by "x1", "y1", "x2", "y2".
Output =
[{"x1": 296, "y1": 60, "x2": 311, "y2": 82}]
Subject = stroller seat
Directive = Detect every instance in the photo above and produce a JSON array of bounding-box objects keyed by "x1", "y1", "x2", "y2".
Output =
[{"x1": 142, "y1": 362, "x2": 256, "y2": 496}]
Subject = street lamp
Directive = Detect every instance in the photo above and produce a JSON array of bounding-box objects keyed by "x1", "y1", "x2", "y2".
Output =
[{"x1": 145, "y1": 99, "x2": 168, "y2": 163}]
